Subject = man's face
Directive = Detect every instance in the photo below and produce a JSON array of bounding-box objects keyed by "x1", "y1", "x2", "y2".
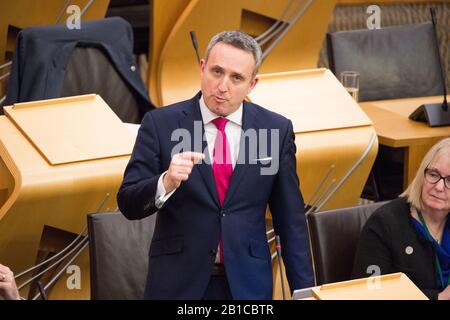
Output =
[{"x1": 200, "y1": 42, "x2": 258, "y2": 116}]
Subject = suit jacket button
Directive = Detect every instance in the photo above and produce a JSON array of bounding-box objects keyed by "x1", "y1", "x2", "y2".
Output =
[
  {"x1": 220, "y1": 210, "x2": 226, "y2": 217},
  {"x1": 210, "y1": 249, "x2": 217, "y2": 256}
]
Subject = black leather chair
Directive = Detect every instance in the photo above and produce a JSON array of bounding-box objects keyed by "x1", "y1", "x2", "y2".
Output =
[
  {"x1": 327, "y1": 23, "x2": 444, "y2": 201},
  {"x1": 87, "y1": 211, "x2": 156, "y2": 300},
  {"x1": 60, "y1": 45, "x2": 145, "y2": 124},
  {"x1": 327, "y1": 22, "x2": 444, "y2": 102},
  {"x1": 307, "y1": 201, "x2": 387, "y2": 285}
]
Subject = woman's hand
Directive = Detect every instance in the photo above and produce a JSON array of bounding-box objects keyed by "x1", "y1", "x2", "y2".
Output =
[
  {"x1": 0, "y1": 264, "x2": 20, "y2": 300},
  {"x1": 438, "y1": 285, "x2": 450, "y2": 300}
]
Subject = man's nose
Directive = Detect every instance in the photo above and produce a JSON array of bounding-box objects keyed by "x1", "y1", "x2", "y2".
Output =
[{"x1": 218, "y1": 77, "x2": 229, "y2": 92}]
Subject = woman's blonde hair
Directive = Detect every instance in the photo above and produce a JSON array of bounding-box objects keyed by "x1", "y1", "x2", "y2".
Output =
[{"x1": 401, "y1": 137, "x2": 450, "y2": 211}]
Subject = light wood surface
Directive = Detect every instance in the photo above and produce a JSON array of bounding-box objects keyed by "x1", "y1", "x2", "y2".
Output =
[
  {"x1": 360, "y1": 96, "x2": 450, "y2": 186},
  {"x1": 148, "y1": 0, "x2": 191, "y2": 105},
  {"x1": 149, "y1": 0, "x2": 336, "y2": 106},
  {"x1": 0, "y1": 94, "x2": 135, "y2": 299},
  {"x1": 249, "y1": 69, "x2": 377, "y2": 212},
  {"x1": 360, "y1": 96, "x2": 450, "y2": 147},
  {"x1": 250, "y1": 69, "x2": 372, "y2": 133},
  {"x1": 3, "y1": 94, "x2": 134, "y2": 165},
  {"x1": 296, "y1": 272, "x2": 428, "y2": 300}
]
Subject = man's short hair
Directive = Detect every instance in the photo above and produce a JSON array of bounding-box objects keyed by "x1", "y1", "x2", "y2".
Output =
[{"x1": 204, "y1": 30, "x2": 262, "y2": 78}]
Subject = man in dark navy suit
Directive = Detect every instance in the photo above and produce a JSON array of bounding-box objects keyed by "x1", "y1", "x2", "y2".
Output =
[{"x1": 117, "y1": 30, "x2": 313, "y2": 299}]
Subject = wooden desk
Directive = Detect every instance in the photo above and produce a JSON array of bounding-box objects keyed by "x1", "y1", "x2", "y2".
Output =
[
  {"x1": 293, "y1": 273, "x2": 428, "y2": 300},
  {"x1": 0, "y1": 94, "x2": 135, "y2": 299},
  {"x1": 360, "y1": 96, "x2": 450, "y2": 187}
]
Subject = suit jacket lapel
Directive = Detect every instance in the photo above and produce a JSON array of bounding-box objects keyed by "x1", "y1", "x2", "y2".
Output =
[
  {"x1": 179, "y1": 94, "x2": 220, "y2": 208},
  {"x1": 222, "y1": 101, "x2": 258, "y2": 208}
]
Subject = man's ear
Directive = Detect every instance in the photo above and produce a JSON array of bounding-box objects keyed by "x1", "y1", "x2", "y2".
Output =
[
  {"x1": 247, "y1": 77, "x2": 259, "y2": 94},
  {"x1": 200, "y1": 59, "x2": 206, "y2": 72}
]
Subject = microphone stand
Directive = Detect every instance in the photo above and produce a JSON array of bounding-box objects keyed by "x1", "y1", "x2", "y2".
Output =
[
  {"x1": 275, "y1": 235, "x2": 286, "y2": 300},
  {"x1": 409, "y1": 7, "x2": 449, "y2": 126},
  {"x1": 190, "y1": 31, "x2": 201, "y2": 65}
]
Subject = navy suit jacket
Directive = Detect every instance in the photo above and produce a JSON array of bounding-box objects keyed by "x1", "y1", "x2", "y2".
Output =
[{"x1": 117, "y1": 92, "x2": 314, "y2": 299}]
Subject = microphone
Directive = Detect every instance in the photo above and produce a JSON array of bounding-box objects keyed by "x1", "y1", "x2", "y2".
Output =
[
  {"x1": 409, "y1": 7, "x2": 449, "y2": 127},
  {"x1": 275, "y1": 235, "x2": 287, "y2": 300},
  {"x1": 189, "y1": 31, "x2": 201, "y2": 65}
]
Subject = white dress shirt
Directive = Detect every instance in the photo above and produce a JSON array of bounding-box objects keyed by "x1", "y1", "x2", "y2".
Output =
[{"x1": 155, "y1": 96, "x2": 243, "y2": 208}]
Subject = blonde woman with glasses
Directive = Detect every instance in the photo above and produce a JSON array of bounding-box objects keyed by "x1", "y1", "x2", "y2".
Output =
[{"x1": 353, "y1": 138, "x2": 450, "y2": 300}]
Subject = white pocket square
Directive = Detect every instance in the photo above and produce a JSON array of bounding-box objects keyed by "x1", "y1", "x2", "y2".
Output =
[{"x1": 254, "y1": 157, "x2": 272, "y2": 162}]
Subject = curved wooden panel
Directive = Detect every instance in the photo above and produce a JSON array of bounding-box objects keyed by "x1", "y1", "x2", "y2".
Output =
[
  {"x1": 149, "y1": 0, "x2": 192, "y2": 105},
  {"x1": 250, "y1": 68, "x2": 377, "y2": 211},
  {"x1": 0, "y1": 95, "x2": 134, "y2": 299},
  {"x1": 150, "y1": 0, "x2": 336, "y2": 106},
  {"x1": 297, "y1": 126, "x2": 377, "y2": 211}
]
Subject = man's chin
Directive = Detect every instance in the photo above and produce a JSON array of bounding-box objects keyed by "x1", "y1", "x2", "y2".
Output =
[
  {"x1": 209, "y1": 102, "x2": 229, "y2": 116},
  {"x1": 215, "y1": 109, "x2": 229, "y2": 117}
]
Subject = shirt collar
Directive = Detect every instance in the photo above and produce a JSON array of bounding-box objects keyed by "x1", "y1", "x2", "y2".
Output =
[{"x1": 199, "y1": 95, "x2": 243, "y2": 126}]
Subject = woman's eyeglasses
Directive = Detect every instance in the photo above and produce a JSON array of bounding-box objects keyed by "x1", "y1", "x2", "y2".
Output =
[{"x1": 424, "y1": 168, "x2": 450, "y2": 189}]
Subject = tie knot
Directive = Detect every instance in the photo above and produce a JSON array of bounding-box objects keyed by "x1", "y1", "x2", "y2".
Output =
[{"x1": 212, "y1": 117, "x2": 228, "y2": 132}]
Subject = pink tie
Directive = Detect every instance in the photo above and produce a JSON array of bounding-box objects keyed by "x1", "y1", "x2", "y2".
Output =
[{"x1": 212, "y1": 117, "x2": 232, "y2": 264}]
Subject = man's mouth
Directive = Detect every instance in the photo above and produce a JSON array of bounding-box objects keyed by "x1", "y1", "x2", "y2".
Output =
[{"x1": 214, "y1": 95, "x2": 228, "y2": 103}]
